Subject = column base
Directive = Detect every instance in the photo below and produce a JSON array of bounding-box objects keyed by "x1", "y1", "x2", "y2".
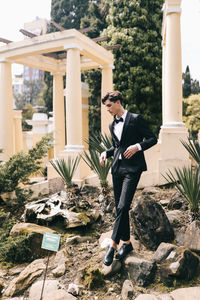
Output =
[
  {"x1": 158, "y1": 125, "x2": 191, "y2": 185},
  {"x1": 59, "y1": 146, "x2": 90, "y2": 186}
]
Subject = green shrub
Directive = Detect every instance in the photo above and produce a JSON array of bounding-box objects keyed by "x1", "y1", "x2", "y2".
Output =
[
  {"x1": 0, "y1": 134, "x2": 52, "y2": 195},
  {"x1": 0, "y1": 234, "x2": 33, "y2": 264}
]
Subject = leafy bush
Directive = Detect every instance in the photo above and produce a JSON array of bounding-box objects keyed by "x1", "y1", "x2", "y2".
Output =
[
  {"x1": 0, "y1": 211, "x2": 33, "y2": 264},
  {"x1": 0, "y1": 134, "x2": 52, "y2": 194},
  {"x1": 0, "y1": 234, "x2": 33, "y2": 264}
]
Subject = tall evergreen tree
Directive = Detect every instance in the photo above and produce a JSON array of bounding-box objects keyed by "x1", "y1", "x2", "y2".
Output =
[
  {"x1": 51, "y1": 0, "x2": 90, "y2": 30},
  {"x1": 103, "y1": 0, "x2": 163, "y2": 133},
  {"x1": 182, "y1": 65, "x2": 192, "y2": 98},
  {"x1": 81, "y1": 1, "x2": 110, "y2": 135}
]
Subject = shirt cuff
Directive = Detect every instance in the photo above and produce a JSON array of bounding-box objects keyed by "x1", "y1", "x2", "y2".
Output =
[{"x1": 136, "y1": 143, "x2": 142, "y2": 151}]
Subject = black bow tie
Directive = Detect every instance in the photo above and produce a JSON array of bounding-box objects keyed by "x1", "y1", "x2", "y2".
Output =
[{"x1": 114, "y1": 117, "x2": 123, "y2": 124}]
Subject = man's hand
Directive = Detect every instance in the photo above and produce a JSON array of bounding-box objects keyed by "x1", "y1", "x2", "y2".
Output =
[
  {"x1": 124, "y1": 145, "x2": 138, "y2": 159},
  {"x1": 100, "y1": 151, "x2": 106, "y2": 166}
]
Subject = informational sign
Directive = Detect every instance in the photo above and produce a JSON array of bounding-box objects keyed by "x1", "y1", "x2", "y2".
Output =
[{"x1": 41, "y1": 232, "x2": 61, "y2": 252}]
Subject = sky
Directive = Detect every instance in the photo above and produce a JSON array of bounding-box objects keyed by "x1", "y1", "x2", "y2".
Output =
[{"x1": 0, "y1": 0, "x2": 200, "y2": 81}]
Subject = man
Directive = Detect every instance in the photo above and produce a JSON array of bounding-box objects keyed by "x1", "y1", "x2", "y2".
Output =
[{"x1": 100, "y1": 91, "x2": 157, "y2": 266}]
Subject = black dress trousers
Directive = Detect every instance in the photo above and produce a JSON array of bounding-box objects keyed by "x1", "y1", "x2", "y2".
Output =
[{"x1": 111, "y1": 160, "x2": 142, "y2": 244}]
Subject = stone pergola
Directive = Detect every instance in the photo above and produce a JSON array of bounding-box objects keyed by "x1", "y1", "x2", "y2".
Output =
[{"x1": 0, "y1": 28, "x2": 114, "y2": 163}]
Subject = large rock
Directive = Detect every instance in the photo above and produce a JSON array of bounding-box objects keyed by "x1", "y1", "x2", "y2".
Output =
[
  {"x1": 10, "y1": 223, "x2": 57, "y2": 237},
  {"x1": 24, "y1": 194, "x2": 97, "y2": 229},
  {"x1": 10, "y1": 223, "x2": 57, "y2": 259},
  {"x1": 170, "y1": 286, "x2": 200, "y2": 300},
  {"x1": 184, "y1": 220, "x2": 200, "y2": 252},
  {"x1": 130, "y1": 197, "x2": 174, "y2": 250},
  {"x1": 51, "y1": 248, "x2": 68, "y2": 277},
  {"x1": 42, "y1": 289, "x2": 77, "y2": 300},
  {"x1": 121, "y1": 279, "x2": 134, "y2": 299},
  {"x1": 3, "y1": 259, "x2": 45, "y2": 297},
  {"x1": 153, "y1": 242, "x2": 176, "y2": 263},
  {"x1": 124, "y1": 255, "x2": 156, "y2": 287},
  {"x1": 159, "y1": 246, "x2": 199, "y2": 286},
  {"x1": 29, "y1": 280, "x2": 60, "y2": 300}
]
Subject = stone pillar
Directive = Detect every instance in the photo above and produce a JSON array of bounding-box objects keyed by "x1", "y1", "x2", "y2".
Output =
[
  {"x1": 52, "y1": 72, "x2": 65, "y2": 157},
  {"x1": 101, "y1": 65, "x2": 114, "y2": 135},
  {"x1": 13, "y1": 110, "x2": 23, "y2": 153},
  {"x1": 65, "y1": 45, "x2": 83, "y2": 151},
  {"x1": 163, "y1": 0, "x2": 183, "y2": 127},
  {"x1": 0, "y1": 60, "x2": 14, "y2": 161},
  {"x1": 58, "y1": 44, "x2": 86, "y2": 185},
  {"x1": 158, "y1": 0, "x2": 190, "y2": 184},
  {"x1": 162, "y1": 40, "x2": 167, "y2": 125}
]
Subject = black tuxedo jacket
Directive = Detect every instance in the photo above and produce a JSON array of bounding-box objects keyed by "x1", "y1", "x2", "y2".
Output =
[{"x1": 106, "y1": 112, "x2": 157, "y2": 174}]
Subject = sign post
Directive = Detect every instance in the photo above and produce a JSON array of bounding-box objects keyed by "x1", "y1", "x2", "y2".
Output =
[{"x1": 40, "y1": 232, "x2": 61, "y2": 300}]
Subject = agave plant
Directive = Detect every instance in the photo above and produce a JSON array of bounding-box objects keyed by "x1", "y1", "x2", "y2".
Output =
[
  {"x1": 82, "y1": 149, "x2": 112, "y2": 194},
  {"x1": 181, "y1": 138, "x2": 200, "y2": 165},
  {"x1": 85, "y1": 132, "x2": 112, "y2": 154},
  {"x1": 163, "y1": 166, "x2": 200, "y2": 220},
  {"x1": 50, "y1": 156, "x2": 80, "y2": 189}
]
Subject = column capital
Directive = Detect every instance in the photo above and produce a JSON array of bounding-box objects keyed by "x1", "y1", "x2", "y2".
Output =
[
  {"x1": 64, "y1": 43, "x2": 82, "y2": 51},
  {"x1": 100, "y1": 64, "x2": 115, "y2": 70}
]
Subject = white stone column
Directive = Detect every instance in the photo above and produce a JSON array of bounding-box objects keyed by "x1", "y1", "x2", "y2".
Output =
[
  {"x1": 57, "y1": 44, "x2": 86, "y2": 185},
  {"x1": 162, "y1": 40, "x2": 167, "y2": 126},
  {"x1": 163, "y1": 1, "x2": 183, "y2": 128},
  {"x1": 65, "y1": 45, "x2": 83, "y2": 151},
  {"x1": 158, "y1": 0, "x2": 190, "y2": 185},
  {"x1": 13, "y1": 110, "x2": 23, "y2": 153},
  {"x1": 0, "y1": 60, "x2": 14, "y2": 161},
  {"x1": 52, "y1": 72, "x2": 65, "y2": 157},
  {"x1": 101, "y1": 65, "x2": 114, "y2": 135}
]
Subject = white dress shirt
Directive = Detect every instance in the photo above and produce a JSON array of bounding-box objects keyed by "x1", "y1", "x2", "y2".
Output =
[{"x1": 114, "y1": 110, "x2": 141, "y2": 159}]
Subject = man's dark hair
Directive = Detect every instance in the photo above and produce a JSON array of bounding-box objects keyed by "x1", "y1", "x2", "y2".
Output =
[{"x1": 102, "y1": 91, "x2": 123, "y2": 104}]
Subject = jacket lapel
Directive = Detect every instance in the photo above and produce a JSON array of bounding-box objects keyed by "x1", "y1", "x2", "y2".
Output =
[
  {"x1": 110, "y1": 121, "x2": 120, "y2": 145},
  {"x1": 120, "y1": 111, "x2": 131, "y2": 144}
]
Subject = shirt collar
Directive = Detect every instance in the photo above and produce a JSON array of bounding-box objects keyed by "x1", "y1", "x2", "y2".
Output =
[{"x1": 116, "y1": 110, "x2": 127, "y2": 121}]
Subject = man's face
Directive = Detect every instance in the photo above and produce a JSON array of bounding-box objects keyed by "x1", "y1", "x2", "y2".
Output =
[{"x1": 104, "y1": 99, "x2": 120, "y2": 116}]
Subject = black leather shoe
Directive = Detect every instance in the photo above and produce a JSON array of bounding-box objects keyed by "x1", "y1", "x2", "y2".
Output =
[
  {"x1": 115, "y1": 243, "x2": 133, "y2": 260},
  {"x1": 103, "y1": 246, "x2": 116, "y2": 266}
]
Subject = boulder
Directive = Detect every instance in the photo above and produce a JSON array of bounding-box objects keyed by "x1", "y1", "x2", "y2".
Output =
[
  {"x1": 42, "y1": 289, "x2": 77, "y2": 300},
  {"x1": 159, "y1": 246, "x2": 199, "y2": 286},
  {"x1": 153, "y1": 242, "x2": 176, "y2": 263},
  {"x1": 10, "y1": 222, "x2": 57, "y2": 237},
  {"x1": 52, "y1": 248, "x2": 68, "y2": 277},
  {"x1": 184, "y1": 220, "x2": 200, "y2": 252},
  {"x1": 102, "y1": 260, "x2": 122, "y2": 277},
  {"x1": 121, "y1": 279, "x2": 134, "y2": 299},
  {"x1": 170, "y1": 286, "x2": 200, "y2": 300},
  {"x1": 130, "y1": 197, "x2": 174, "y2": 250},
  {"x1": 10, "y1": 223, "x2": 57, "y2": 259},
  {"x1": 3, "y1": 259, "x2": 45, "y2": 297},
  {"x1": 124, "y1": 255, "x2": 156, "y2": 287},
  {"x1": 29, "y1": 280, "x2": 60, "y2": 300},
  {"x1": 166, "y1": 210, "x2": 184, "y2": 226},
  {"x1": 24, "y1": 195, "x2": 97, "y2": 229}
]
